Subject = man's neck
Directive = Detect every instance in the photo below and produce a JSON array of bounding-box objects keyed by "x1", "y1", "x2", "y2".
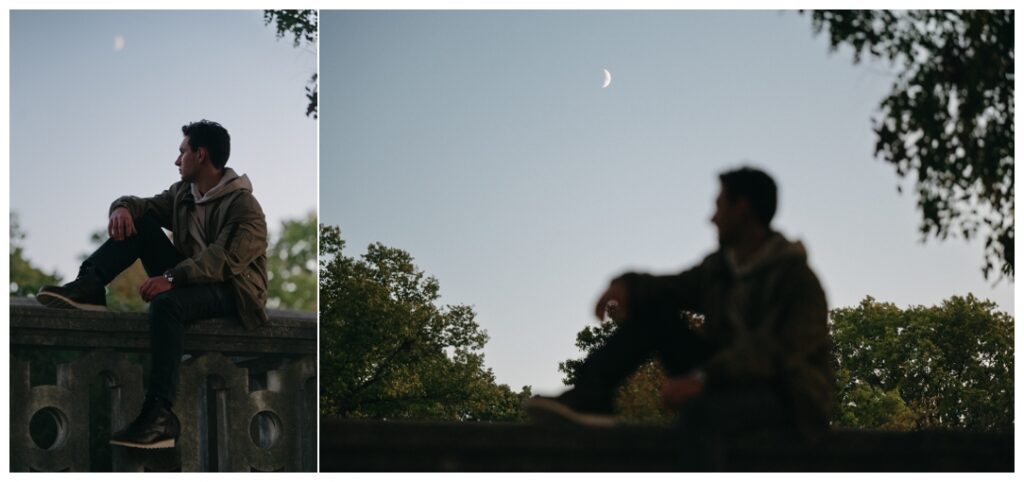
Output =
[
  {"x1": 729, "y1": 227, "x2": 771, "y2": 266},
  {"x1": 194, "y1": 170, "x2": 225, "y2": 197}
]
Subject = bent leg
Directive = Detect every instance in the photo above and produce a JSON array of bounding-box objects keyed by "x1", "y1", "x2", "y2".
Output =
[
  {"x1": 82, "y1": 213, "x2": 184, "y2": 284},
  {"x1": 573, "y1": 306, "x2": 713, "y2": 405},
  {"x1": 147, "y1": 283, "x2": 236, "y2": 404}
]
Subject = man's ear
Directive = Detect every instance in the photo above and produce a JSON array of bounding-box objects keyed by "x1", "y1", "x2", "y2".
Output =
[
  {"x1": 736, "y1": 197, "x2": 753, "y2": 218},
  {"x1": 197, "y1": 146, "x2": 209, "y2": 165}
]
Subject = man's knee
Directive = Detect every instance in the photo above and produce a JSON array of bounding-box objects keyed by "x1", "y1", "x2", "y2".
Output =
[
  {"x1": 132, "y1": 213, "x2": 162, "y2": 233},
  {"x1": 148, "y1": 293, "x2": 183, "y2": 323}
]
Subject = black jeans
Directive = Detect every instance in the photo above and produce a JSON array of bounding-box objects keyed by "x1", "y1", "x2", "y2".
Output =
[
  {"x1": 82, "y1": 214, "x2": 236, "y2": 404},
  {"x1": 573, "y1": 307, "x2": 795, "y2": 468},
  {"x1": 572, "y1": 306, "x2": 715, "y2": 398}
]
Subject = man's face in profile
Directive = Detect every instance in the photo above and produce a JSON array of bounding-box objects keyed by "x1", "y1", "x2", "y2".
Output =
[
  {"x1": 176, "y1": 137, "x2": 199, "y2": 183},
  {"x1": 711, "y1": 188, "x2": 745, "y2": 248}
]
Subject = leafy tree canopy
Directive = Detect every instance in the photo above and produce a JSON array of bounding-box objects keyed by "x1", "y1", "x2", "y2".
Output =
[
  {"x1": 264, "y1": 10, "x2": 318, "y2": 119},
  {"x1": 319, "y1": 225, "x2": 530, "y2": 421},
  {"x1": 809, "y1": 10, "x2": 1014, "y2": 279},
  {"x1": 267, "y1": 211, "x2": 317, "y2": 311},
  {"x1": 831, "y1": 294, "x2": 1013, "y2": 432}
]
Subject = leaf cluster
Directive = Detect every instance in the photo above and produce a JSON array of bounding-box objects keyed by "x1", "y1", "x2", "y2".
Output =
[
  {"x1": 266, "y1": 211, "x2": 317, "y2": 311},
  {"x1": 263, "y1": 10, "x2": 319, "y2": 119},
  {"x1": 809, "y1": 10, "x2": 1014, "y2": 279}
]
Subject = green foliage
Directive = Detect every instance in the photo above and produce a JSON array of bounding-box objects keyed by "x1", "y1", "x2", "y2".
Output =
[
  {"x1": 267, "y1": 211, "x2": 317, "y2": 311},
  {"x1": 264, "y1": 10, "x2": 318, "y2": 119},
  {"x1": 833, "y1": 368, "x2": 917, "y2": 430},
  {"x1": 319, "y1": 225, "x2": 530, "y2": 421},
  {"x1": 831, "y1": 295, "x2": 1013, "y2": 432},
  {"x1": 809, "y1": 10, "x2": 1014, "y2": 279},
  {"x1": 10, "y1": 213, "x2": 62, "y2": 296}
]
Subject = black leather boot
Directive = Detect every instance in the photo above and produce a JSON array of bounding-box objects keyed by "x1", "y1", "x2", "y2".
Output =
[
  {"x1": 110, "y1": 397, "x2": 180, "y2": 449},
  {"x1": 37, "y1": 267, "x2": 107, "y2": 311}
]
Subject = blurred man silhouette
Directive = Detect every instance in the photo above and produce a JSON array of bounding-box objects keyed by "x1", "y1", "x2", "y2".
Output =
[{"x1": 524, "y1": 166, "x2": 833, "y2": 466}]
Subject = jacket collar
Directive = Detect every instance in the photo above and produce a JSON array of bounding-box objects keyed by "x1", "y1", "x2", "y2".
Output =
[{"x1": 724, "y1": 231, "x2": 807, "y2": 279}]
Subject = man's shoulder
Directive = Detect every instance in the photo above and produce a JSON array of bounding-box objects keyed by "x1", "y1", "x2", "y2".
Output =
[
  {"x1": 165, "y1": 180, "x2": 188, "y2": 197},
  {"x1": 233, "y1": 189, "x2": 263, "y2": 207},
  {"x1": 696, "y1": 250, "x2": 727, "y2": 273},
  {"x1": 223, "y1": 189, "x2": 266, "y2": 219},
  {"x1": 773, "y1": 254, "x2": 827, "y2": 306}
]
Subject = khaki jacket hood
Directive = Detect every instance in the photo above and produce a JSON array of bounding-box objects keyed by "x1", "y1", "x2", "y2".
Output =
[
  {"x1": 191, "y1": 168, "x2": 253, "y2": 204},
  {"x1": 726, "y1": 232, "x2": 808, "y2": 279}
]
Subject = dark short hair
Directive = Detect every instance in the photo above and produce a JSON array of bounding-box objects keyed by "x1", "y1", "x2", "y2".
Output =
[
  {"x1": 181, "y1": 120, "x2": 231, "y2": 170},
  {"x1": 718, "y1": 167, "x2": 778, "y2": 226}
]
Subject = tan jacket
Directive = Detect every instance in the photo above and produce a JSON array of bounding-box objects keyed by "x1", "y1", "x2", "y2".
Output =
[
  {"x1": 616, "y1": 232, "x2": 834, "y2": 438},
  {"x1": 110, "y1": 169, "x2": 269, "y2": 330}
]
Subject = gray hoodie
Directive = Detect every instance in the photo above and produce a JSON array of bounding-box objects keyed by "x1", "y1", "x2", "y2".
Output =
[{"x1": 189, "y1": 168, "x2": 251, "y2": 250}]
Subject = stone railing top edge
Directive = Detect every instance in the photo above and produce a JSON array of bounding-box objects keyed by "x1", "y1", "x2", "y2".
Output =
[
  {"x1": 10, "y1": 296, "x2": 316, "y2": 355},
  {"x1": 10, "y1": 296, "x2": 316, "y2": 322}
]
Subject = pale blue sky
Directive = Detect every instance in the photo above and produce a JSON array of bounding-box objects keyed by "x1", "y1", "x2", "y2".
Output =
[
  {"x1": 11, "y1": 10, "x2": 317, "y2": 282},
  {"x1": 320, "y1": 10, "x2": 1014, "y2": 394}
]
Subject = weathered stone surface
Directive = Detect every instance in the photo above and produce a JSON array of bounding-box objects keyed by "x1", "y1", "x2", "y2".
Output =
[
  {"x1": 10, "y1": 297, "x2": 315, "y2": 472},
  {"x1": 319, "y1": 419, "x2": 1014, "y2": 472},
  {"x1": 10, "y1": 297, "x2": 315, "y2": 355}
]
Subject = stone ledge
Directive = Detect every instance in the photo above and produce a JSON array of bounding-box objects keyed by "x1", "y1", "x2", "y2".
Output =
[
  {"x1": 319, "y1": 419, "x2": 1014, "y2": 472},
  {"x1": 10, "y1": 297, "x2": 315, "y2": 356}
]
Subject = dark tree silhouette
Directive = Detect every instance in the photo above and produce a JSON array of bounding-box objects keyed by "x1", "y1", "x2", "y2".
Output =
[
  {"x1": 809, "y1": 10, "x2": 1014, "y2": 280},
  {"x1": 264, "y1": 10, "x2": 318, "y2": 119}
]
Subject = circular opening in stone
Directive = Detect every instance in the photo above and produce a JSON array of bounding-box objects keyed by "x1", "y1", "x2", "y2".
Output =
[
  {"x1": 249, "y1": 411, "x2": 281, "y2": 449},
  {"x1": 29, "y1": 407, "x2": 69, "y2": 450}
]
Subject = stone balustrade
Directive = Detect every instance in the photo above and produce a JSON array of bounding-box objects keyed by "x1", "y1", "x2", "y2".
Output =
[{"x1": 9, "y1": 297, "x2": 316, "y2": 472}]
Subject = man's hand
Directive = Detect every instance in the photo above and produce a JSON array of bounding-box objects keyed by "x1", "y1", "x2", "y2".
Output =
[
  {"x1": 594, "y1": 279, "x2": 629, "y2": 321},
  {"x1": 108, "y1": 207, "x2": 136, "y2": 241},
  {"x1": 660, "y1": 374, "x2": 705, "y2": 409},
  {"x1": 139, "y1": 276, "x2": 173, "y2": 302}
]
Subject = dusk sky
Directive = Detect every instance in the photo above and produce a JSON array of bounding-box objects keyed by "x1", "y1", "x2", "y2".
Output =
[
  {"x1": 320, "y1": 10, "x2": 1014, "y2": 394},
  {"x1": 10, "y1": 10, "x2": 317, "y2": 284}
]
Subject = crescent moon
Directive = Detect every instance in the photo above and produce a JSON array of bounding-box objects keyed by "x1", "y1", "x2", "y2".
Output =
[{"x1": 602, "y1": 68, "x2": 612, "y2": 88}]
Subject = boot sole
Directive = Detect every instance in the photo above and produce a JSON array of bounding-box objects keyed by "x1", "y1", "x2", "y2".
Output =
[
  {"x1": 37, "y1": 292, "x2": 107, "y2": 312},
  {"x1": 522, "y1": 398, "x2": 617, "y2": 428},
  {"x1": 109, "y1": 438, "x2": 175, "y2": 449}
]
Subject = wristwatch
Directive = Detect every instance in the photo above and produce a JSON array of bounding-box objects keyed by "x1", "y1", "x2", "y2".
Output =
[{"x1": 163, "y1": 270, "x2": 176, "y2": 286}]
